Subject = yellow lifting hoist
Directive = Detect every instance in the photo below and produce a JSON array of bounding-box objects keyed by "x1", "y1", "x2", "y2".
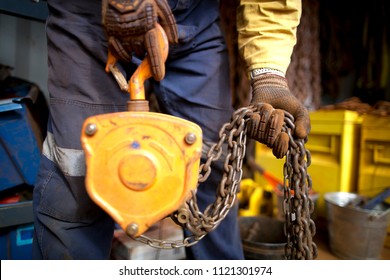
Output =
[{"x1": 80, "y1": 24, "x2": 317, "y2": 260}]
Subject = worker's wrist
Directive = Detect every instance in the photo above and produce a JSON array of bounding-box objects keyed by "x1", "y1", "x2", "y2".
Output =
[{"x1": 250, "y1": 68, "x2": 285, "y2": 79}]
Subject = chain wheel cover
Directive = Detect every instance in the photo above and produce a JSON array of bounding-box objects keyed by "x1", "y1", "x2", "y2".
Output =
[{"x1": 81, "y1": 111, "x2": 202, "y2": 237}]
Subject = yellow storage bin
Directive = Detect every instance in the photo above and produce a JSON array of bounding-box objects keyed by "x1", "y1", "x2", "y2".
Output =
[
  {"x1": 255, "y1": 110, "x2": 363, "y2": 218},
  {"x1": 358, "y1": 114, "x2": 390, "y2": 198},
  {"x1": 357, "y1": 114, "x2": 390, "y2": 248}
]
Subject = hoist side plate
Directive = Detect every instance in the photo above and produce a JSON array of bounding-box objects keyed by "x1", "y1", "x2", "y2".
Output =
[{"x1": 81, "y1": 111, "x2": 202, "y2": 236}]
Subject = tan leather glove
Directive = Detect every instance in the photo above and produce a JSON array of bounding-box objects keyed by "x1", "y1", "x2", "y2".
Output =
[
  {"x1": 102, "y1": 0, "x2": 178, "y2": 81},
  {"x1": 247, "y1": 74, "x2": 311, "y2": 158}
]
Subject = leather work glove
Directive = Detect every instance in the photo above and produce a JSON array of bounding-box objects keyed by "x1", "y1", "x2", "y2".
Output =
[
  {"x1": 247, "y1": 73, "x2": 311, "y2": 159},
  {"x1": 102, "y1": 0, "x2": 178, "y2": 81}
]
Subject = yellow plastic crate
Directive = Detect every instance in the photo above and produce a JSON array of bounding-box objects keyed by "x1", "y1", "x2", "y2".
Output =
[
  {"x1": 358, "y1": 114, "x2": 390, "y2": 198},
  {"x1": 255, "y1": 110, "x2": 363, "y2": 218},
  {"x1": 357, "y1": 114, "x2": 390, "y2": 248}
]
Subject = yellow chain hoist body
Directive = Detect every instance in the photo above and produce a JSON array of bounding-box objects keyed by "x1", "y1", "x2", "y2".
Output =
[
  {"x1": 80, "y1": 24, "x2": 202, "y2": 237},
  {"x1": 81, "y1": 111, "x2": 202, "y2": 237}
]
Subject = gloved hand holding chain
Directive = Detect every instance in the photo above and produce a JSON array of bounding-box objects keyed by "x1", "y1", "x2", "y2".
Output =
[
  {"x1": 102, "y1": 0, "x2": 178, "y2": 81},
  {"x1": 247, "y1": 70, "x2": 311, "y2": 158}
]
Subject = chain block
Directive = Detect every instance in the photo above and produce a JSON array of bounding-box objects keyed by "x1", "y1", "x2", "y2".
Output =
[{"x1": 81, "y1": 111, "x2": 202, "y2": 237}]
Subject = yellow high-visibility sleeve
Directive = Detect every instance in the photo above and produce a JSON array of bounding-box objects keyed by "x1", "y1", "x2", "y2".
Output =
[{"x1": 237, "y1": 0, "x2": 302, "y2": 76}]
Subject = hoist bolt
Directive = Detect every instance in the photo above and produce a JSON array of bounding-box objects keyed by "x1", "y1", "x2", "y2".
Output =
[
  {"x1": 185, "y1": 132, "x2": 196, "y2": 145},
  {"x1": 126, "y1": 223, "x2": 139, "y2": 237},
  {"x1": 177, "y1": 208, "x2": 190, "y2": 224},
  {"x1": 85, "y1": 123, "x2": 97, "y2": 136}
]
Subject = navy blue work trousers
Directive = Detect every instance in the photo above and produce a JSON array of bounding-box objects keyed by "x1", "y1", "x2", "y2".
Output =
[{"x1": 32, "y1": 0, "x2": 244, "y2": 260}]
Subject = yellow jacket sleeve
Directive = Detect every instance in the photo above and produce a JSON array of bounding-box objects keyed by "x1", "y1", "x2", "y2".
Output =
[{"x1": 237, "y1": 0, "x2": 302, "y2": 75}]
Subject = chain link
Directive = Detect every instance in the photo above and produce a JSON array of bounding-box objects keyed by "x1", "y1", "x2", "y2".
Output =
[
  {"x1": 133, "y1": 105, "x2": 317, "y2": 259},
  {"x1": 282, "y1": 111, "x2": 317, "y2": 260}
]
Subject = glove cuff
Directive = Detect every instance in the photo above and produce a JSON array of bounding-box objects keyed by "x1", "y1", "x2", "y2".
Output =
[
  {"x1": 251, "y1": 73, "x2": 289, "y2": 90},
  {"x1": 250, "y1": 68, "x2": 285, "y2": 79}
]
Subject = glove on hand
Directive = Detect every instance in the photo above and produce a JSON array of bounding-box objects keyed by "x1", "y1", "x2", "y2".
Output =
[
  {"x1": 102, "y1": 0, "x2": 178, "y2": 81},
  {"x1": 248, "y1": 74, "x2": 310, "y2": 158}
]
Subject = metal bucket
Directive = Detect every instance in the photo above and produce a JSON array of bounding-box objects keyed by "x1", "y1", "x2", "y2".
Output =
[
  {"x1": 324, "y1": 192, "x2": 390, "y2": 259},
  {"x1": 239, "y1": 216, "x2": 286, "y2": 260}
]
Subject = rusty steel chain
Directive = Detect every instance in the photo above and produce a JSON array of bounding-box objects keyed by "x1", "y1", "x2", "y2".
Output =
[
  {"x1": 281, "y1": 113, "x2": 318, "y2": 260},
  {"x1": 133, "y1": 105, "x2": 317, "y2": 259}
]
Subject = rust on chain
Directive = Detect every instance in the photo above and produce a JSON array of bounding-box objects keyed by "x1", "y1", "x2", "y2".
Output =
[{"x1": 133, "y1": 105, "x2": 317, "y2": 260}]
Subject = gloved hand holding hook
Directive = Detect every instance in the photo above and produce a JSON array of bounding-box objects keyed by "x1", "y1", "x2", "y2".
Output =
[{"x1": 102, "y1": 0, "x2": 178, "y2": 84}]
